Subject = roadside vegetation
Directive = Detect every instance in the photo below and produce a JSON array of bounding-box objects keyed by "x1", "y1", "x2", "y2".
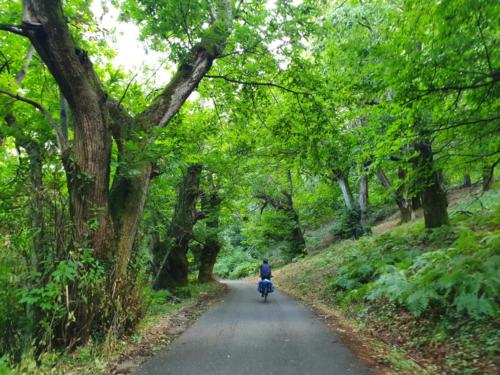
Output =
[
  {"x1": 0, "y1": 282, "x2": 224, "y2": 375},
  {"x1": 273, "y1": 190, "x2": 500, "y2": 374}
]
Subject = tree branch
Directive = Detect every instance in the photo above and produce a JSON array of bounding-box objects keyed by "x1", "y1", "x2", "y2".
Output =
[
  {"x1": 0, "y1": 24, "x2": 27, "y2": 36},
  {"x1": 205, "y1": 74, "x2": 309, "y2": 95},
  {"x1": 138, "y1": 0, "x2": 233, "y2": 129},
  {"x1": 427, "y1": 116, "x2": 500, "y2": 133},
  {"x1": 15, "y1": 45, "x2": 35, "y2": 84},
  {"x1": 0, "y1": 89, "x2": 69, "y2": 152}
]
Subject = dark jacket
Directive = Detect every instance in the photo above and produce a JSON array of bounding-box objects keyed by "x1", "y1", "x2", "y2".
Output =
[{"x1": 260, "y1": 263, "x2": 272, "y2": 279}]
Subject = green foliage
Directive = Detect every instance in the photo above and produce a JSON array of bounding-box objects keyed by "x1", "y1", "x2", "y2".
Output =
[
  {"x1": 213, "y1": 249, "x2": 258, "y2": 279},
  {"x1": 331, "y1": 207, "x2": 365, "y2": 239},
  {"x1": 328, "y1": 207, "x2": 500, "y2": 319},
  {"x1": 275, "y1": 195, "x2": 500, "y2": 374}
]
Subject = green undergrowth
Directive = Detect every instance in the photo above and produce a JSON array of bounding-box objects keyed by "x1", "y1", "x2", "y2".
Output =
[
  {"x1": 274, "y1": 191, "x2": 500, "y2": 374},
  {"x1": 1, "y1": 282, "x2": 224, "y2": 375},
  {"x1": 214, "y1": 248, "x2": 260, "y2": 279}
]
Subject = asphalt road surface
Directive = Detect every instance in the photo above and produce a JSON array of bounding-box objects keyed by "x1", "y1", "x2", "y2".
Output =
[{"x1": 134, "y1": 280, "x2": 370, "y2": 375}]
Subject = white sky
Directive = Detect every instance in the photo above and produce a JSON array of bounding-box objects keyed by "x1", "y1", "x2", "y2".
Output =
[
  {"x1": 90, "y1": 1, "x2": 172, "y2": 86},
  {"x1": 89, "y1": 0, "x2": 304, "y2": 87}
]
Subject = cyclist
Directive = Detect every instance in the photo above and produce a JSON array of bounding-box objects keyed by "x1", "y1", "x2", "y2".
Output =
[{"x1": 260, "y1": 259, "x2": 272, "y2": 280}]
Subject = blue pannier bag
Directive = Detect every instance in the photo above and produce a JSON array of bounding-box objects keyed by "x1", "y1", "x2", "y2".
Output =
[{"x1": 257, "y1": 279, "x2": 274, "y2": 293}]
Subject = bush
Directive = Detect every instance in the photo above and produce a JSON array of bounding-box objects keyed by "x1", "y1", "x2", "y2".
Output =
[
  {"x1": 229, "y1": 263, "x2": 257, "y2": 279},
  {"x1": 370, "y1": 229, "x2": 499, "y2": 317},
  {"x1": 214, "y1": 248, "x2": 258, "y2": 279},
  {"x1": 328, "y1": 224, "x2": 500, "y2": 318},
  {"x1": 332, "y1": 208, "x2": 365, "y2": 239}
]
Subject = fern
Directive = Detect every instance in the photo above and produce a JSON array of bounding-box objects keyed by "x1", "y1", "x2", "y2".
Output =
[{"x1": 405, "y1": 289, "x2": 438, "y2": 316}]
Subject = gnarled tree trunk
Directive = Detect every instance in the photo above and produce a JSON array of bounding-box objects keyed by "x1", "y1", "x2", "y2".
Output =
[
  {"x1": 3, "y1": 0, "x2": 234, "y2": 345},
  {"x1": 414, "y1": 141, "x2": 449, "y2": 228},
  {"x1": 198, "y1": 174, "x2": 222, "y2": 283},
  {"x1": 153, "y1": 165, "x2": 202, "y2": 290}
]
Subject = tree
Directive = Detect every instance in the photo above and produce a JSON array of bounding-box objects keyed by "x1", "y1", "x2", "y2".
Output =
[
  {"x1": 153, "y1": 164, "x2": 203, "y2": 290},
  {"x1": 1, "y1": 0, "x2": 234, "y2": 342},
  {"x1": 198, "y1": 172, "x2": 223, "y2": 282}
]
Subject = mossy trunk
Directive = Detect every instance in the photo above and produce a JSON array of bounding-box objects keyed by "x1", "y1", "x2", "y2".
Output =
[
  {"x1": 153, "y1": 165, "x2": 202, "y2": 290},
  {"x1": 198, "y1": 179, "x2": 222, "y2": 283},
  {"x1": 415, "y1": 141, "x2": 449, "y2": 228}
]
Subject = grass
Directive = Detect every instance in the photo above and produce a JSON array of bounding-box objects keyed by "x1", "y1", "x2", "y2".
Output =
[{"x1": 274, "y1": 189, "x2": 500, "y2": 374}]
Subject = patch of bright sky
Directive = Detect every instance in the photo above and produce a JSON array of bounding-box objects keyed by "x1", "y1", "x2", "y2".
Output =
[
  {"x1": 90, "y1": 1, "x2": 173, "y2": 87},
  {"x1": 90, "y1": 0, "x2": 303, "y2": 88}
]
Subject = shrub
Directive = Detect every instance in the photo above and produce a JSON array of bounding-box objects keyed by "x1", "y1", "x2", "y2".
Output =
[
  {"x1": 214, "y1": 248, "x2": 258, "y2": 279},
  {"x1": 331, "y1": 207, "x2": 365, "y2": 239},
  {"x1": 328, "y1": 225, "x2": 500, "y2": 318}
]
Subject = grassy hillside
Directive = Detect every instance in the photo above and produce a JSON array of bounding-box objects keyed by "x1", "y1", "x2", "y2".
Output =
[{"x1": 274, "y1": 190, "x2": 500, "y2": 374}]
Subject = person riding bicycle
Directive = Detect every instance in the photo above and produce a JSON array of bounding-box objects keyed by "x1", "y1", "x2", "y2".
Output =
[{"x1": 260, "y1": 259, "x2": 272, "y2": 280}]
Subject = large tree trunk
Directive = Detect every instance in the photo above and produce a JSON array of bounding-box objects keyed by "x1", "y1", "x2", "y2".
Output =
[
  {"x1": 5, "y1": 0, "x2": 232, "y2": 345},
  {"x1": 153, "y1": 165, "x2": 202, "y2": 290},
  {"x1": 414, "y1": 141, "x2": 449, "y2": 228},
  {"x1": 376, "y1": 167, "x2": 412, "y2": 223},
  {"x1": 23, "y1": 1, "x2": 115, "y2": 262},
  {"x1": 198, "y1": 175, "x2": 222, "y2": 283}
]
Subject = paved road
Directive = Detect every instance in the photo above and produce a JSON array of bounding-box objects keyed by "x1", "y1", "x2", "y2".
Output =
[{"x1": 134, "y1": 280, "x2": 370, "y2": 375}]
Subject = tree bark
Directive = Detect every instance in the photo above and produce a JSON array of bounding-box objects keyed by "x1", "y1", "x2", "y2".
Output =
[
  {"x1": 10, "y1": 0, "x2": 234, "y2": 344},
  {"x1": 358, "y1": 161, "x2": 370, "y2": 231},
  {"x1": 414, "y1": 141, "x2": 449, "y2": 228},
  {"x1": 153, "y1": 165, "x2": 202, "y2": 290},
  {"x1": 333, "y1": 170, "x2": 355, "y2": 210},
  {"x1": 463, "y1": 174, "x2": 472, "y2": 188},
  {"x1": 482, "y1": 165, "x2": 494, "y2": 191},
  {"x1": 198, "y1": 175, "x2": 222, "y2": 283},
  {"x1": 376, "y1": 167, "x2": 412, "y2": 223}
]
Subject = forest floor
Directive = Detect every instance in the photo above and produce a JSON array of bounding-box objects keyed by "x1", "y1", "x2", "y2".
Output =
[
  {"x1": 23, "y1": 282, "x2": 227, "y2": 375},
  {"x1": 273, "y1": 187, "x2": 500, "y2": 374}
]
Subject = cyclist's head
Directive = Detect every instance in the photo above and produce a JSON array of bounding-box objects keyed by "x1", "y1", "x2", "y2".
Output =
[{"x1": 263, "y1": 259, "x2": 268, "y2": 264}]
